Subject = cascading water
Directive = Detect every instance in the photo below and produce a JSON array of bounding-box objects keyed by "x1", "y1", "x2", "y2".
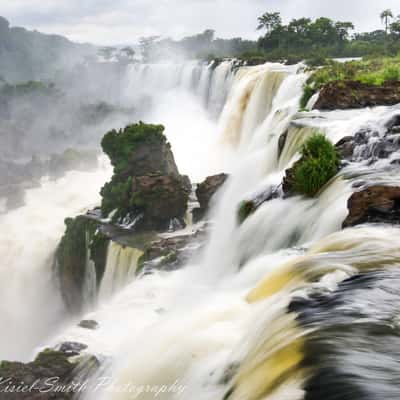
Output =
[
  {"x1": 6, "y1": 60, "x2": 400, "y2": 400},
  {"x1": 99, "y1": 242, "x2": 143, "y2": 301},
  {"x1": 0, "y1": 158, "x2": 112, "y2": 361}
]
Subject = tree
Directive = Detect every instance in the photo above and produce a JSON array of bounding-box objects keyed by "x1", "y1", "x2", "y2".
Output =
[
  {"x1": 381, "y1": 9, "x2": 394, "y2": 34},
  {"x1": 98, "y1": 46, "x2": 117, "y2": 61},
  {"x1": 139, "y1": 36, "x2": 160, "y2": 62},
  {"x1": 390, "y1": 17, "x2": 400, "y2": 38},
  {"x1": 335, "y1": 22, "x2": 355, "y2": 41},
  {"x1": 116, "y1": 46, "x2": 135, "y2": 64},
  {"x1": 257, "y1": 12, "x2": 282, "y2": 33}
]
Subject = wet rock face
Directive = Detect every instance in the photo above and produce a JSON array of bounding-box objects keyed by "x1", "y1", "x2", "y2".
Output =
[
  {"x1": 138, "y1": 227, "x2": 207, "y2": 273},
  {"x1": 343, "y1": 185, "x2": 400, "y2": 228},
  {"x1": 55, "y1": 215, "x2": 109, "y2": 314},
  {"x1": 125, "y1": 140, "x2": 179, "y2": 178},
  {"x1": 314, "y1": 81, "x2": 400, "y2": 110},
  {"x1": 335, "y1": 115, "x2": 400, "y2": 164},
  {"x1": 130, "y1": 174, "x2": 191, "y2": 231},
  {"x1": 193, "y1": 173, "x2": 228, "y2": 221}
]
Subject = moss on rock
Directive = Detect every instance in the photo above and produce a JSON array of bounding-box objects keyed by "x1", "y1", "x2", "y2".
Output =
[{"x1": 56, "y1": 216, "x2": 109, "y2": 313}]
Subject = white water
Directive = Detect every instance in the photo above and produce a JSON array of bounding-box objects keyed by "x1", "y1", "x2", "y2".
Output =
[
  {"x1": 0, "y1": 158, "x2": 112, "y2": 361},
  {"x1": 3, "y1": 61, "x2": 400, "y2": 399}
]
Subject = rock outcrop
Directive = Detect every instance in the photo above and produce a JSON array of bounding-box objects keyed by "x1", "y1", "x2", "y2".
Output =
[
  {"x1": 138, "y1": 227, "x2": 207, "y2": 273},
  {"x1": 193, "y1": 173, "x2": 228, "y2": 221},
  {"x1": 55, "y1": 215, "x2": 109, "y2": 313},
  {"x1": 0, "y1": 346, "x2": 99, "y2": 400},
  {"x1": 100, "y1": 122, "x2": 190, "y2": 229},
  {"x1": 56, "y1": 122, "x2": 193, "y2": 313},
  {"x1": 343, "y1": 185, "x2": 400, "y2": 228},
  {"x1": 314, "y1": 81, "x2": 400, "y2": 110}
]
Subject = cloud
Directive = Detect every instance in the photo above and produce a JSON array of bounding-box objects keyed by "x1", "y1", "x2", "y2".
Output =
[{"x1": 2, "y1": 0, "x2": 400, "y2": 45}]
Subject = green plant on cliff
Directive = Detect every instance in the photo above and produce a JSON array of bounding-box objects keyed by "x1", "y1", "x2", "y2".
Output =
[
  {"x1": 293, "y1": 134, "x2": 339, "y2": 197},
  {"x1": 101, "y1": 122, "x2": 165, "y2": 174}
]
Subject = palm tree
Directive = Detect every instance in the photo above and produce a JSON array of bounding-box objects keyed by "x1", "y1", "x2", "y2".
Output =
[
  {"x1": 380, "y1": 9, "x2": 394, "y2": 34},
  {"x1": 257, "y1": 12, "x2": 282, "y2": 33}
]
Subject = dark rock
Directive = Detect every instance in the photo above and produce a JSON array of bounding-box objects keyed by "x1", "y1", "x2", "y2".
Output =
[
  {"x1": 314, "y1": 81, "x2": 400, "y2": 110},
  {"x1": 55, "y1": 215, "x2": 109, "y2": 314},
  {"x1": 238, "y1": 184, "x2": 282, "y2": 224},
  {"x1": 138, "y1": 227, "x2": 207, "y2": 273},
  {"x1": 0, "y1": 349, "x2": 76, "y2": 399},
  {"x1": 343, "y1": 185, "x2": 400, "y2": 228},
  {"x1": 78, "y1": 320, "x2": 99, "y2": 330},
  {"x1": 193, "y1": 173, "x2": 228, "y2": 221},
  {"x1": 278, "y1": 130, "x2": 288, "y2": 157},
  {"x1": 335, "y1": 136, "x2": 355, "y2": 160},
  {"x1": 58, "y1": 342, "x2": 88, "y2": 357},
  {"x1": 282, "y1": 158, "x2": 301, "y2": 196},
  {"x1": 129, "y1": 174, "x2": 190, "y2": 231}
]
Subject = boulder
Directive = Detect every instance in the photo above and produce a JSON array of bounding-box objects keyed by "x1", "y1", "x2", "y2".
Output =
[
  {"x1": 193, "y1": 173, "x2": 228, "y2": 221},
  {"x1": 78, "y1": 320, "x2": 99, "y2": 330},
  {"x1": 343, "y1": 185, "x2": 400, "y2": 228},
  {"x1": 314, "y1": 81, "x2": 400, "y2": 110}
]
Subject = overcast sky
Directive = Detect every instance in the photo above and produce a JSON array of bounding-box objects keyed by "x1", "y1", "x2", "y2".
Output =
[{"x1": 1, "y1": 0, "x2": 400, "y2": 45}]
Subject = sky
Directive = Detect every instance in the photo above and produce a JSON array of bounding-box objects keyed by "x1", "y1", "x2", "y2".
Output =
[{"x1": 1, "y1": 0, "x2": 400, "y2": 45}]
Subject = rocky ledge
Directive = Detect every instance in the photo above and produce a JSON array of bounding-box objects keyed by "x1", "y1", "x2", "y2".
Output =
[
  {"x1": 314, "y1": 81, "x2": 400, "y2": 110},
  {"x1": 193, "y1": 173, "x2": 228, "y2": 221},
  {"x1": 0, "y1": 345, "x2": 99, "y2": 400},
  {"x1": 343, "y1": 185, "x2": 400, "y2": 228}
]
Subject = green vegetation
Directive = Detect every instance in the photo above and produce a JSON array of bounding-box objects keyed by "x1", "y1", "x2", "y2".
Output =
[
  {"x1": 292, "y1": 134, "x2": 340, "y2": 197},
  {"x1": 100, "y1": 176, "x2": 133, "y2": 218},
  {"x1": 0, "y1": 16, "x2": 94, "y2": 82},
  {"x1": 0, "y1": 80, "x2": 59, "y2": 98},
  {"x1": 237, "y1": 200, "x2": 257, "y2": 225},
  {"x1": 301, "y1": 57, "x2": 400, "y2": 108},
  {"x1": 101, "y1": 122, "x2": 165, "y2": 174},
  {"x1": 57, "y1": 216, "x2": 109, "y2": 289},
  {"x1": 255, "y1": 10, "x2": 400, "y2": 60}
]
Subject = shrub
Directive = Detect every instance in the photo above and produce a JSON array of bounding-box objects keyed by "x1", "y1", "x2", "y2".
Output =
[
  {"x1": 101, "y1": 122, "x2": 165, "y2": 174},
  {"x1": 292, "y1": 134, "x2": 339, "y2": 197},
  {"x1": 305, "y1": 56, "x2": 328, "y2": 67}
]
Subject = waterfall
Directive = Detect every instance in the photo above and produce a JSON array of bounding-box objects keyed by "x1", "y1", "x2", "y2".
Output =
[
  {"x1": 99, "y1": 242, "x2": 143, "y2": 301},
  {"x1": 123, "y1": 60, "x2": 235, "y2": 119},
  {"x1": 18, "y1": 62, "x2": 400, "y2": 399},
  {"x1": 0, "y1": 158, "x2": 111, "y2": 361}
]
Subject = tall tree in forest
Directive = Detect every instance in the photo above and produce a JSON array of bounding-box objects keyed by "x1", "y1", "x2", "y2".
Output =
[
  {"x1": 257, "y1": 12, "x2": 282, "y2": 33},
  {"x1": 381, "y1": 9, "x2": 394, "y2": 34}
]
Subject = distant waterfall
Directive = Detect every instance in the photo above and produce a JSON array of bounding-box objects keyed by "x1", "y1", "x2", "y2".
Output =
[{"x1": 123, "y1": 60, "x2": 235, "y2": 118}]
